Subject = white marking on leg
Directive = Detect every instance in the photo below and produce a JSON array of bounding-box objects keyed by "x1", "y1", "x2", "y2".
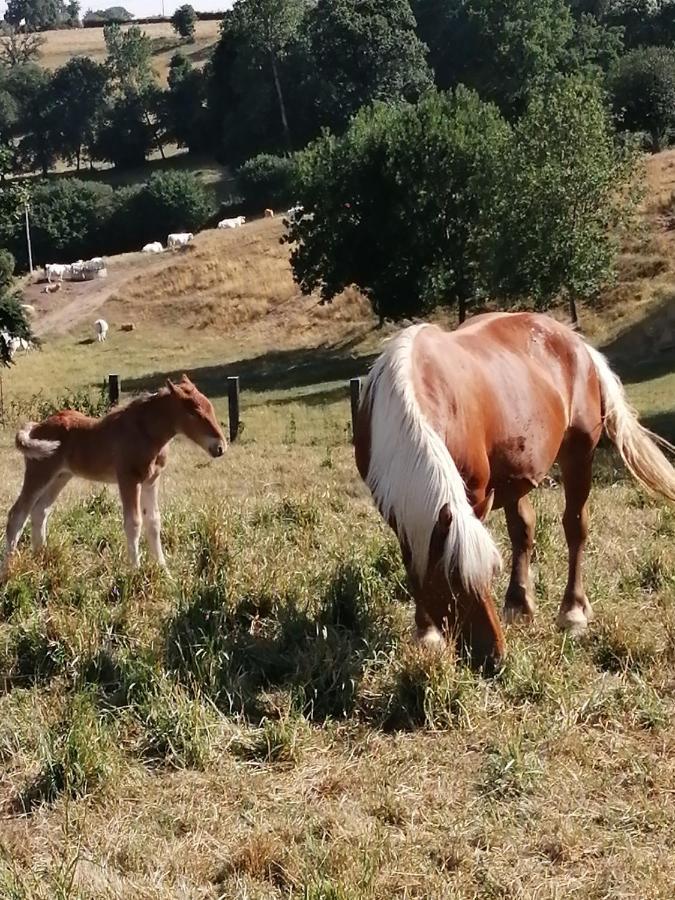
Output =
[
  {"x1": 141, "y1": 480, "x2": 166, "y2": 568},
  {"x1": 556, "y1": 603, "x2": 589, "y2": 637},
  {"x1": 415, "y1": 625, "x2": 445, "y2": 651},
  {"x1": 124, "y1": 513, "x2": 141, "y2": 568},
  {"x1": 31, "y1": 473, "x2": 71, "y2": 553}
]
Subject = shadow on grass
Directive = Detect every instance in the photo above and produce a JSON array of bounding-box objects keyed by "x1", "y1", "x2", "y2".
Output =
[
  {"x1": 122, "y1": 342, "x2": 378, "y2": 400},
  {"x1": 600, "y1": 297, "x2": 675, "y2": 384}
]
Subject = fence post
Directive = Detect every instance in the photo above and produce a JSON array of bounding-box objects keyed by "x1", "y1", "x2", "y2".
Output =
[
  {"x1": 349, "y1": 377, "x2": 361, "y2": 443},
  {"x1": 227, "y1": 376, "x2": 240, "y2": 443},
  {"x1": 108, "y1": 374, "x2": 120, "y2": 406}
]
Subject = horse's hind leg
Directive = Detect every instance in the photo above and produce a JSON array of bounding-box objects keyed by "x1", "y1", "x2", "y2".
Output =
[
  {"x1": 31, "y1": 472, "x2": 72, "y2": 553},
  {"x1": 118, "y1": 476, "x2": 142, "y2": 567},
  {"x1": 2, "y1": 464, "x2": 55, "y2": 574},
  {"x1": 557, "y1": 438, "x2": 595, "y2": 636},
  {"x1": 503, "y1": 496, "x2": 537, "y2": 623}
]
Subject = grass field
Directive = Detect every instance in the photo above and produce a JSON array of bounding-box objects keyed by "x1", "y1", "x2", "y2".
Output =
[
  {"x1": 0, "y1": 160, "x2": 674, "y2": 897},
  {"x1": 27, "y1": 20, "x2": 222, "y2": 84}
]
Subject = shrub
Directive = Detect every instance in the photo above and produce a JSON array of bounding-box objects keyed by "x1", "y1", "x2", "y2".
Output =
[
  {"x1": 238, "y1": 153, "x2": 299, "y2": 212},
  {"x1": 610, "y1": 46, "x2": 675, "y2": 152},
  {"x1": 123, "y1": 170, "x2": 212, "y2": 248},
  {"x1": 0, "y1": 249, "x2": 15, "y2": 290}
]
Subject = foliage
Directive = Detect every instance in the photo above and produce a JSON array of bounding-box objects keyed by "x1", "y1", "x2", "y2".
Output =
[
  {"x1": 0, "y1": 28, "x2": 46, "y2": 67},
  {"x1": 610, "y1": 46, "x2": 675, "y2": 151},
  {"x1": 83, "y1": 6, "x2": 133, "y2": 24},
  {"x1": 479, "y1": 76, "x2": 640, "y2": 324},
  {"x1": 238, "y1": 152, "x2": 299, "y2": 209},
  {"x1": 0, "y1": 292, "x2": 33, "y2": 367},
  {"x1": 4, "y1": 0, "x2": 67, "y2": 31},
  {"x1": 171, "y1": 4, "x2": 197, "y2": 42},
  {"x1": 47, "y1": 56, "x2": 108, "y2": 169},
  {"x1": 93, "y1": 89, "x2": 156, "y2": 169},
  {"x1": 104, "y1": 23, "x2": 153, "y2": 93},
  {"x1": 305, "y1": 0, "x2": 432, "y2": 133},
  {"x1": 288, "y1": 89, "x2": 509, "y2": 322},
  {"x1": 0, "y1": 248, "x2": 15, "y2": 289},
  {"x1": 166, "y1": 53, "x2": 209, "y2": 153}
]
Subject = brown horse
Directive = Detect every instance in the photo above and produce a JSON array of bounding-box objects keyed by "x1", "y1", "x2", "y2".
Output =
[
  {"x1": 354, "y1": 312, "x2": 675, "y2": 670},
  {"x1": 2, "y1": 375, "x2": 226, "y2": 576}
]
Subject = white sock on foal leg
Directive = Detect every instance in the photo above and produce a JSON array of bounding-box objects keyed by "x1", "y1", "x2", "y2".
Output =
[
  {"x1": 141, "y1": 481, "x2": 166, "y2": 568},
  {"x1": 124, "y1": 514, "x2": 141, "y2": 567}
]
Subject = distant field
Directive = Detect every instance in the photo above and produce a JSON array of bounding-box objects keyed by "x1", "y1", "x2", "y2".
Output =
[{"x1": 29, "y1": 19, "x2": 222, "y2": 83}]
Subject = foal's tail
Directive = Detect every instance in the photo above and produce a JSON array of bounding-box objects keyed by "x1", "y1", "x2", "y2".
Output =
[
  {"x1": 586, "y1": 345, "x2": 675, "y2": 502},
  {"x1": 15, "y1": 423, "x2": 61, "y2": 460}
]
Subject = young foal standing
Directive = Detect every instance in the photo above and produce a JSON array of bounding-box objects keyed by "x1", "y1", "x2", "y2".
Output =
[
  {"x1": 355, "y1": 312, "x2": 675, "y2": 670},
  {"x1": 2, "y1": 375, "x2": 226, "y2": 575}
]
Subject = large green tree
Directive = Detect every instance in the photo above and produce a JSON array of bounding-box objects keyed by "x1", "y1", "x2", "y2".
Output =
[
  {"x1": 287, "y1": 89, "x2": 509, "y2": 323},
  {"x1": 4, "y1": 0, "x2": 66, "y2": 30},
  {"x1": 479, "y1": 76, "x2": 639, "y2": 326},
  {"x1": 305, "y1": 0, "x2": 432, "y2": 133},
  {"x1": 48, "y1": 57, "x2": 108, "y2": 170},
  {"x1": 171, "y1": 4, "x2": 197, "y2": 42},
  {"x1": 166, "y1": 53, "x2": 209, "y2": 153},
  {"x1": 610, "y1": 46, "x2": 675, "y2": 151}
]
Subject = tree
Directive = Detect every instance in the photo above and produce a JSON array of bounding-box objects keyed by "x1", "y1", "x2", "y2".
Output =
[
  {"x1": 0, "y1": 29, "x2": 46, "y2": 67},
  {"x1": 479, "y1": 76, "x2": 639, "y2": 327},
  {"x1": 610, "y1": 46, "x2": 675, "y2": 151},
  {"x1": 103, "y1": 23, "x2": 166, "y2": 161},
  {"x1": 171, "y1": 4, "x2": 197, "y2": 42},
  {"x1": 48, "y1": 57, "x2": 108, "y2": 169},
  {"x1": 4, "y1": 0, "x2": 67, "y2": 30},
  {"x1": 166, "y1": 54, "x2": 208, "y2": 152},
  {"x1": 229, "y1": 0, "x2": 308, "y2": 153},
  {"x1": 93, "y1": 91, "x2": 155, "y2": 169},
  {"x1": 0, "y1": 292, "x2": 33, "y2": 366},
  {"x1": 288, "y1": 89, "x2": 510, "y2": 323},
  {"x1": 305, "y1": 0, "x2": 432, "y2": 133},
  {"x1": 66, "y1": 1, "x2": 81, "y2": 27}
]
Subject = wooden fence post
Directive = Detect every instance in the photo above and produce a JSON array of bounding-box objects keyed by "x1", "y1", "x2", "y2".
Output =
[
  {"x1": 108, "y1": 374, "x2": 120, "y2": 406},
  {"x1": 349, "y1": 377, "x2": 361, "y2": 443},
  {"x1": 227, "y1": 376, "x2": 240, "y2": 443}
]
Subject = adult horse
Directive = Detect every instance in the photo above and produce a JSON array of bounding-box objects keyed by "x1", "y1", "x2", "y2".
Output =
[{"x1": 354, "y1": 312, "x2": 675, "y2": 670}]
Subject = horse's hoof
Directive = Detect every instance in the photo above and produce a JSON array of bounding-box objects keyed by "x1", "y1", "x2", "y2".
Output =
[
  {"x1": 503, "y1": 602, "x2": 536, "y2": 625},
  {"x1": 415, "y1": 626, "x2": 445, "y2": 651},
  {"x1": 557, "y1": 606, "x2": 589, "y2": 638}
]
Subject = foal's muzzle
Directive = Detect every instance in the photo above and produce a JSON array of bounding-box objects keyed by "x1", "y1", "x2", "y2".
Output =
[{"x1": 210, "y1": 442, "x2": 226, "y2": 458}]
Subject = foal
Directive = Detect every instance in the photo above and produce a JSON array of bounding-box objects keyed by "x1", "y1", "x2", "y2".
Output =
[{"x1": 2, "y1": 375, "x2": 226, "y2": 574}]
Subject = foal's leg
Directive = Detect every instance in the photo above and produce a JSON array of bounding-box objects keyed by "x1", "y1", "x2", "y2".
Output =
[
  {"x1": 118, "y1": 476, "x2": 142, "y2": 567},
  {"x1": 503, "y1": 496, "x2": 537, "y2": 623},
  {"x1": 556, "y1": 444, "x2": 594, "y2": 636},
  {"x1": 141, "y1": 478, "x2": 166, "y2": 568},
  {"x1": 2, "y1": 466, "x2": 54, "y2": 576},
  {"x1": 31, "y1": 472, "x2": 72, "y2": 553}
]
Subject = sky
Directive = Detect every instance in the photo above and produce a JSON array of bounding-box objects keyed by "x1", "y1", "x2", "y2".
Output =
[{"x1": 0, "y1": 1, "x2": 233, "y2": 17}]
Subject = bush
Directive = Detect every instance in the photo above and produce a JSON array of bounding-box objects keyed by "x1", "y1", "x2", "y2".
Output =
[
  {"x1": 129, "y1": 170, "x2": 212, "y2": 246},
  {"x1": 610, "y1": 46, "x2": 675, "y2": 151},
  {"x1": 0, "y1": 249, "x2": 15, "y2": 290},
  {"x1": 238, "y1": 153, "x2": 299, "y2": 212}
]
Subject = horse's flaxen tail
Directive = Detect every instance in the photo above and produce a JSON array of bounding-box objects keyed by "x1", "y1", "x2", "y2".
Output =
[
  {"x1": 361, "y1": 325, "x2": 501, "y2": 594},
  {"x1": 586, "y1": 345, "x2": 675, "y2": 502},
  {"x1": 15, "y1": 423, "x2": 60, "y2": 460}
]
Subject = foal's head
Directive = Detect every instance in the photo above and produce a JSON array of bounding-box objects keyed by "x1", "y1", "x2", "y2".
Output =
[{"x1": 167, "y1": 375, "x2": 227, "y2": 458}]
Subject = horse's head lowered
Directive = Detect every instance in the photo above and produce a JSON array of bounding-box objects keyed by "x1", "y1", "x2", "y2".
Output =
[{"x1": 167, "y1": 375, "x2": 227, "y2": 458}]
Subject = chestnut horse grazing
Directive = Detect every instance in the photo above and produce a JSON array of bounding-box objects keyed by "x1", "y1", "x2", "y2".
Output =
[
  {"x1": 2, "y1": 375, "x2": 226, "y2": 576},
  {"x1": 355, "y1": 312, "x2": 675, "y2": 670}
]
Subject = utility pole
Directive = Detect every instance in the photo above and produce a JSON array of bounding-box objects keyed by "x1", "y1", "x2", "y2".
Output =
[{"x1": 24, "y1": 202, "x2": 33, "y2": 274}]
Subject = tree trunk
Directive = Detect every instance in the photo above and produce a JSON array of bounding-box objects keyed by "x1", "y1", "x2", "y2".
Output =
[
  {"x1": 270, "y1": 51, "x2": 292, "y2": 154},
  {"x1": 457, "y1": 294, "x2": 467, "y2": 324},
  {"x1": 144, "y1": 108, "x2": 166, "y2": 161},
  {"x1": 569, "y1": 295, "x2": 580, "y2": 330},
  {"x1": 76, "y1": 147, "x2": 81, "y2": 172}
]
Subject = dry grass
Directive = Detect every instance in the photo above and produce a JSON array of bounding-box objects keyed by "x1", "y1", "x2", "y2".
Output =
[
  {"x1": 22, "y1": 20, "x2": 222, "y2": 84},
  {"x1": 0, "y1": 155, "x2": 674, "y2": 899}
]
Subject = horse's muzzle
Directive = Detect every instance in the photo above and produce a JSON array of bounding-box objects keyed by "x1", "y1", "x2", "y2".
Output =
[{"x1": 210, "y1": 443, "x2": 226, "y2": 458}]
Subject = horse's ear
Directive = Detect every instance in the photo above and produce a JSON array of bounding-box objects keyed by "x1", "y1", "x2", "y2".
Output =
[
  {"x1": 473, "y1": 490, "x2": 495, "y2": 523},
  {"x1": 166, "y1": 378, "x2": 179, "y2": 395},
  {"x1": 180, "y1": 373, "x2": 191, "y2": 383}
]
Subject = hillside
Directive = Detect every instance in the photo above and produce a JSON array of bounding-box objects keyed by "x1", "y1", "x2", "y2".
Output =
[{"x1": 19, "y1": 19, "x2": 222, "y2": 84}]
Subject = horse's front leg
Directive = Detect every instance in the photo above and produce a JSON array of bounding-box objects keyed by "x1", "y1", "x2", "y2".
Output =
[
  {"x1": 503, "y1": 496, "x2": 537, "y2": 623},
  {"x1": 118, "y1": 475, "x2": 142, "y2": 567},
  {"x1": 141, "y1": 476, "x2": 166, "y2": 568}
]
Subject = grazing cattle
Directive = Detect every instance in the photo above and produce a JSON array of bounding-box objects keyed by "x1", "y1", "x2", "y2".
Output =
[
  {"x1": 42, "y1": 282, "x2": 62, "y2": 295},
  {"x1": 355, "y1": 312, "x2": 675, "y2": 670},
  {"x1": 167, "y1": 233, "x2": 193, "y2": 249},
  {"x1": 21, "y1": 304, "x2": 36, "y2": 314},
  {"x1": 264, "y1": 208, "x2": 274, "y2": 218},
  {"x1": 142, "y1": 242, "x2": 164, "y2": 254},
  {"x1": 218, "y1": 216, "x2": 246, "y2": 229},
  {"x1": 94, "y1": 319, "x2": 108, "y2": 342},
  {"x1": 2, "y1": 375, "x2": 227, "y2": 575},
  {"x1": 45, "y1": 263, "x2": 67, "y2": 284},
  {"x1": 0, "y1": 333, "x2": 30, "y2": 359}
]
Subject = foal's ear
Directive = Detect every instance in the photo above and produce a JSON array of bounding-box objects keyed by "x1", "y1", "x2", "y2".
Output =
[
  {"x1": 166, "y1": 378, "x2": 180, "y2": 396},
  {"x1": 180, "y1": 373, "x2": 192, "y2": 385},
  {"x1": 473, "y1": 490, "x2": 495, "y2": 523}
]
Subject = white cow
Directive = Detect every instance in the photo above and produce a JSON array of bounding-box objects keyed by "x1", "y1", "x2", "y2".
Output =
[
  {"x1": 94, "y1": 319, "x2": 108, "y2": 343},
  {"x1": 142, "y1": 242, "x2": 164, "y2": 253},
  {"x1": 167, "y1": 233, "x2": 193, "y2": 249},
  {"x1": 0, "y1": 332, "x2": 29, "y2": 359},
  {"x1": 285, "y1": 204, "x2": 304, "y2": 225},
  {"x1": 218, "y1": 216, "x2": 246, "y2": 229},
  {"x1": 45, "y1": 263, "x2": 68, "y2": 283}
]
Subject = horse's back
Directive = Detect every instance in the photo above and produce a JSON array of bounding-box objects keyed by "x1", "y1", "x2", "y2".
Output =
[{"x1": 411, "y1": 313, "x2": 601, "y2": 503}]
